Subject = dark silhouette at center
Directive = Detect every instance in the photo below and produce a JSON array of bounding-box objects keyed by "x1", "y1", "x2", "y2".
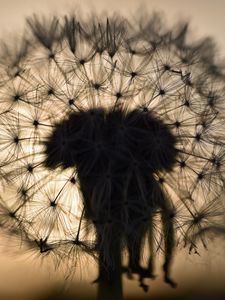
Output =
[{"x1": 44, "y1": 107, "x2": 178, "y2": 291}]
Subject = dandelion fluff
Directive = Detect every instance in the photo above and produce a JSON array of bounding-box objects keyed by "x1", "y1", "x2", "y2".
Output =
[{"x1": 0, "y1": 13, "x2": 225, "y2": 296}]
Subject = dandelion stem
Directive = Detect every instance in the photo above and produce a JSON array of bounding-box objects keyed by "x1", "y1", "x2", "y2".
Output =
[{"x1": 97, "y1": 238, "x2": 123, "y2": 300}]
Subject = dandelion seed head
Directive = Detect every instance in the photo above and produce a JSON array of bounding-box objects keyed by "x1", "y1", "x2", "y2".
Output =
[{"x1": 1, "y1": 12, "x2": 225, "y2": 291}]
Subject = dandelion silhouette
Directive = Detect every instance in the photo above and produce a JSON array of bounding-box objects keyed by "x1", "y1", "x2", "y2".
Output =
[{"x1": 1, "y1": 12, "x2": 225, "y2": 300}]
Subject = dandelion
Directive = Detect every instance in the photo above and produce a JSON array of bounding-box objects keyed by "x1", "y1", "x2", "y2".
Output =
[{"x1": 1, "y1": 12, "x2": 225, "y2": 300}]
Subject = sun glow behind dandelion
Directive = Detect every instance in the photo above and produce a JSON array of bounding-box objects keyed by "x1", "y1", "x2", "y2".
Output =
[{"x1": 1, "y1": 13, "x2": 225, "y2": 296}]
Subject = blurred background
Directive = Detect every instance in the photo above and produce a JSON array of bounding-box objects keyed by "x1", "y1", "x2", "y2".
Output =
[{"x1": 0, "y1": 0, "x2": 225, "y2": 299}]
